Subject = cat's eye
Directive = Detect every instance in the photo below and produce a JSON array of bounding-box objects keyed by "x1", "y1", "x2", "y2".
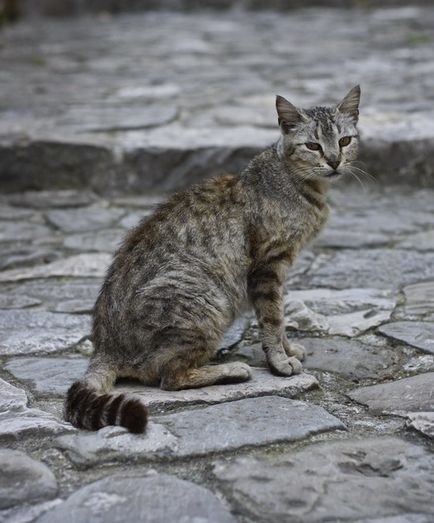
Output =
[
  {"x1": 339, "y1": 136, "x2": 352, "y2": 147},
  {"x1": 305, "y1": 142, "x2": 322, "y2": 151}
]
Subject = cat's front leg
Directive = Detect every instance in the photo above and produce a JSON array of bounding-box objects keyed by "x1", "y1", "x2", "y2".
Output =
[
  {"x1": 282, "y1": 336, "x2": 306, "y2": 361},
  {"x1": 248, "y1": 265, "x2": 303, "y2": 377}
]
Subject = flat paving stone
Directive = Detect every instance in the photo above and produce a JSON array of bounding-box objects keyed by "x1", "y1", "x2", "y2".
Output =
[
  {"x1": 0, "y1": 294, "x2": 41, "y2": 309},
  {"x1": 0, "y1": 378, "x2": 75, "y2": 440},
  {"x1": 378, "y1": 321, "x2": 434, "y2": 355},
  {"x1": 348, "y1": 373, "x2": 434, "y2": 415},
  {"x1": 118, "y1": 369, "x2": 319, "y2": 411},
  {"x1": 398, "y1": 230, "x2": 434, "y2": 251},
  {"x1": 6, "y1": 191, "x2": 97, "y2": 209},
  {"x1": 283, "y1": 287, "x2": 395, "y2": 337},
  {"x1": 58, "y1": 396, "x2": 343, "y2": 465},
  {"x1": 0, "y1": 449, "x2": 58, "y2": 510},
  {"x1": 5, "y1": 356, "x2": 89, "y2": 395},
  {"x1": 34, "y1": 474, "x2": 236, "y2": 523},
  {"x1": 400, "y1": 281, "x2": 434, "y2": 319},
  {"x1": 213, "y1": 437, "x2": 434, "y2": 523},
  {"x1": 406, "y1": 412, "x2": 434, "y2": 439},
  {"x1": 240, "y1": 338, "x2": 401, "y2": 381},
  {"x1": 63, "y1": 229, "x2": 124, "y2": 253},
  {"x1": 0, "y1": 310, "x2": 90, "y2": 355},
  {"x1": 0, "y1": 253, "x2": 111, "y2": 283},
  {"x1": 307, "y1": 249, "x2": 434, "y2": 290},
  {"x1": 315, "y1": 229, "x2": 390, "y2": 249},
  {"x1": 0, "y1": 278, "x2": 102, "y2": 310},
  {"x1": 0, "y1": 221, "x2": 53, "y2": 242},
  {"x1": 46, "y1": 206, "x2": 125, "y2": 233}
]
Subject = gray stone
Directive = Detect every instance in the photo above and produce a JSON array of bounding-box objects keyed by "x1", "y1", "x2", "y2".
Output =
[
  {"x1": 398, "y1": 230, "x2": 434, "y2": 251},
  {"x1": 0, "y1": 310, "x2": 90, "y2": 355},
  {"x1": 348, "y1": 373, "x2": 434, "y2": 415},
  {"x1": 35, "y1": 474, "x2": 236, "y2": 523},
  {"x1": 118, "y1": 369, "x2": 318, "y2": 411},
  {"x1": 49, "y1": 299, "x2": 95, "y2": 313},
  {"x1": 112, "y1": 195, "x2": 164, "y2": 209},
  {"x1": 0, "y1": 294, "x2": 41, "y2": 309},
  {"x1": 60, "y1": 105, "x2": 179, "y2": 133},
  {"x1": 213, "y1": 437, "x2": 434, "y2": 523},
  {"x1": 5, "y1": 356, "x2": 88, "y2": 395},
  {"x1": 378, "y1": 321, "x2": 434, "y2": 354},
  {"x1": 307, "y1": 249, "x2": 434, "y2": 289},
  {"x1": 401, "y1": 281, "x2": 434, "y2": 318},
  {"x1": 0, "y1": 500, "x2": 62, "y2": 523},
  {"x1": 358, "y1": 515, "x2": 434, "y2": 523},
  {"x1": 63, "y1": 229, "x2": 124, "y2": 253},
  {"x1": 0, "y1": 278, "x2": 102, "y2": 309},
  {"x1": 118, "y1": 212, "x2": 148, "y2": 230},
  {"x1": 0, "y1": 221, "x2": 53, "y2": 242},
  {"x1": 315, "y1": 229, "x2": 389, "y2": 249},
  {"x1": 0, "y1": 205, "x2": 35, "y2": 221},
  {"x1": 159, "y1": 396, "x2": 344, "y2": 458},
  {"x1": 6, "y1": 191, "x2": 96, "y2": 209},
  {"x1": 46, "y1": 206, "x2": 125, "y2": 233},
  {"x1": 220, "y1": 316, "x2": 250, "y2": 349},
  {"x1": 283, "y1": 288, "x2": 396, "y2": 337},
  {"x1": 0, "y1": 378, "x2": 75, "y2": 440},
  {"x1": 0, "y1": 254, "x2": 112, "y2": 283},
  {"x1": 406, "y1": 411, "x2": 434, "y2": 439},
  {"x1": 240, "y1": 337, "x2": 400, "y2": 381},
  {"x1": 0, "y1": 449, "x2": 57, "y2": 510},
  {"x1": 57, "y1": 424, "x2": 178, "y2": 466},
  {"x1": 58, "y1": 396, "x2": 343, "y2": 465},
  {"x1": 0, "y1": 244, "x2": 61, "y2": 271}
]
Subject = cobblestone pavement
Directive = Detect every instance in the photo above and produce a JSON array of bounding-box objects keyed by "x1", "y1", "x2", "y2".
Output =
[
  {"x1": 0, "y1": 182, "x2": 433, "y2": 522},
  {"x1": 1, "y1": 6, "x2": 434, "y2": 193}
]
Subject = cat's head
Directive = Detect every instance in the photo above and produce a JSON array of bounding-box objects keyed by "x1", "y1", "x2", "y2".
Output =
[{"x1": 275, "y1": 86, "x2": 360, "y2": 180}]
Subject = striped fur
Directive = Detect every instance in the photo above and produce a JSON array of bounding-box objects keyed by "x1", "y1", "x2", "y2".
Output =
[{"x1": 64, "y1": 88, "x2": 360, "y2": 432}]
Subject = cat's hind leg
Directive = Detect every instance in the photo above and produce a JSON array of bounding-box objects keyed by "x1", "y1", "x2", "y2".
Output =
[{"x1": 160, "y1": 361, "x2": 251, "y2": 391}]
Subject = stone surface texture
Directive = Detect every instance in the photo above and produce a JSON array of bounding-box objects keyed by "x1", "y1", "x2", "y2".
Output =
[
  {"x1": 35, "y1": 474, "x2": 237, "y2": 523},
  {"x1": 213, "y1": 437, "x2": 434, "y2": 522},
  {"x1": 0, "y1": 5, "x2": 434, "y2": 522},
  {"x1": 1, "y1": 8, "x2": 434, "y2": 193}
]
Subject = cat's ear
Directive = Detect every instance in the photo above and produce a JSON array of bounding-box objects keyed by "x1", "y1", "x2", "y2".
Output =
[
  {"x1": 276, "y1": 95, "x2": 306, "y2": 134},
  {"x1": 336, "y1": 85, "x2": 361, "y2": 122}
]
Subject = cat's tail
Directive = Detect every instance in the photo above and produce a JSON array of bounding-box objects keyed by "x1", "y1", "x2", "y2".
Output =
[{"x1": 64, "y1": 361, "x2": 148, "y2": 434}]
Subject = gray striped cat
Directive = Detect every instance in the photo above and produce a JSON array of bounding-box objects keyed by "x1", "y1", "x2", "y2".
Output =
[{"x1": 65, "y1": 86, "x2": 361, "y2": 433}]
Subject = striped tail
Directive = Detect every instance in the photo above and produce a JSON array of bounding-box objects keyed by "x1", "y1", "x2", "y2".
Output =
[{"x1": 64, "y1": 379, "x2": 148, "y2": 434}]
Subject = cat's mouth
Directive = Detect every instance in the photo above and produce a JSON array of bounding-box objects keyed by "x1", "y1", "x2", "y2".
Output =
[{"x1": 324, "y1": 170, "x2": 342, "y2": 179}]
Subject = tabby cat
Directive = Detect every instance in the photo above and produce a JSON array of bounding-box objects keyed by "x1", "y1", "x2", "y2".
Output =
[{"x1": 65, "y1": 86, "x2": 361, "y2": 433}]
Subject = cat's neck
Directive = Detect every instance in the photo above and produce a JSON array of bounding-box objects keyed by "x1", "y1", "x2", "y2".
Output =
[{"x1": 242, "y1": 145, "x2": 330, "y2": 201}]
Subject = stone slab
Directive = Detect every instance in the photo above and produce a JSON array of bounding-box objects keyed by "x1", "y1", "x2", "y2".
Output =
[
  {"x1": 307, "y1": 250, "x2": 434, "y2": 290},
  {"x1": 239, "y1": 338, "x2": 400, "y2": 381},
  {"x1": 0, "y1": 449, "x2": 58, "y2": 510},
  {"x1": 378, "y1": 321, "x2": 434, "y2": 354},
  {"x1": 63, "y1": 229, "x2": 124, "y2": 253},
  {"x1": 5, "y1": 356, "x2": 89, "y2": 395},
  {"x1": 406, "y1": 411, "x2": 434, "y2": 439},
  {"x1": 0, "y1": 310, "x2": 90, "y2": 355},
  {"x1": 0, "y1": 221, "x2": 53, "y2": 242},
  {"x1": 213, "y1": 437, "x2": 434, "y2": 523},
  {"x1": 118, "y1": 369, "x2": 319, "y2": 411},
  {"x1": 400, "y1": 281, "x2": 434, "y2": 319},
  {"x1": 34, "y1": 474, "x2": 236, "y2": 523},
  {"x1": 347, "y1": 373, "x2": 434, "y2": 415},
  {"x1": 46, "y1": 206, "x2": 124, "y2": 233},
  {"x1": 0, "y1": 378, "x2": 75, "y2": 440},
  {"x1": 0, "y1": 254, "x2": 111, "y2": 282},
  {"x1": 159, "y1": 396, "x2": 344, "y2": 457},
  {"x1": 2, "y1": 10, "x2": 434, "y2": 193},
  {"x1": 58, "y1": 396, "x2": 343, "y2": 465}
]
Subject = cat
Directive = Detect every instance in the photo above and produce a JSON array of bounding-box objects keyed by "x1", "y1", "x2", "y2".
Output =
[{"x1": 65, "y1": 86, "x2": 361, "y2": 433}]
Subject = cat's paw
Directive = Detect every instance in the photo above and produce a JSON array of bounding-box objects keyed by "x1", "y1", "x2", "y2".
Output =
[
  {"x1": 225, "y1": 362, "x2": 252, "y2": 381},
  {"x1": 283, "y1": 340, "x2": 306, "y2": 361},
  {"x1": 266, "y1": 350, "x2": 303, "y2": 377}
]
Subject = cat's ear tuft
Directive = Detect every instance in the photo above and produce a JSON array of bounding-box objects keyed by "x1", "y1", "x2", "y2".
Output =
[
  {"x1": 276, "y1": 95, "x2": 305, "y2": 134},
  {"x1": 336, "y1": 85, "x2": 361, "y2": 122}
]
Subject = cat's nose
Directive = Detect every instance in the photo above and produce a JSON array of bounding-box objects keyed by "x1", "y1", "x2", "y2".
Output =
[{"x1": 326, "y1": 158, "x2": 340, "y2": 170}]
